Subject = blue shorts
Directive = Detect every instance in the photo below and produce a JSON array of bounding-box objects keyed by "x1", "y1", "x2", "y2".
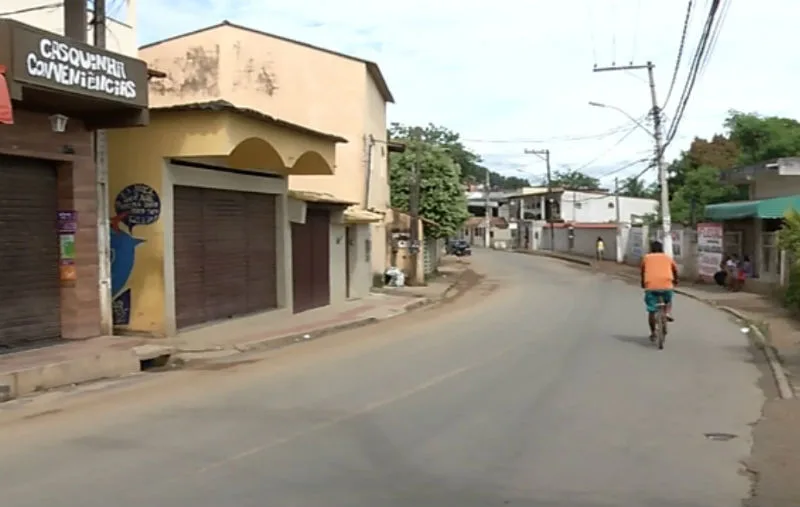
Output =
[{"x1": 644, "y1": 290, "x2": 673, "y2": 313}]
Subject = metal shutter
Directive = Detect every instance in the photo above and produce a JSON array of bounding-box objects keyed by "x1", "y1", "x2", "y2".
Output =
[
  {"x1": 0, "y1": 156, "x2": 60, "y2": 349},
  {"x1": 174, "y1": 186, "x2": 278, "y2": 330}
]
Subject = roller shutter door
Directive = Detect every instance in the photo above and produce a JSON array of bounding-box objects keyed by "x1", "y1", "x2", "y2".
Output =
[
  {"x1": 174, "y1": 186, "x2": 277, "y2": 329},
  {"x1": 0, "y1": 156, "x2": 60, "y2": 350}
]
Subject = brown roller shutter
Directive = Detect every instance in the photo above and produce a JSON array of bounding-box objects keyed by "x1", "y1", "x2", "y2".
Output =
[
  {"x1": 245, "y1": 192, "x2": 278, "y2": 312},
  {"x1": 0, "y1": 156, "x2": 60, "y2": 350},
  {"x1": 292, "y1": 207, "x2": 330, "y2": 313},
  {"x1": 174, "y1": 185, "x2": 278, "y2": 330},
  {"x1": 174, "y1": 186, "x2": 205, "y2": 329}
]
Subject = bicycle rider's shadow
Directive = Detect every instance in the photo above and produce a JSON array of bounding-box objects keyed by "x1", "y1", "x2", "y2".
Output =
[{"x1": 611, "y1": 334, "x2": 656, "y2": 348}]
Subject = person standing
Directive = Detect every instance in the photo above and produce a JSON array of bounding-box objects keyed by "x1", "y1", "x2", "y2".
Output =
[{"x1": 596, "y1": 236, "x2": 605, "y2": 261}]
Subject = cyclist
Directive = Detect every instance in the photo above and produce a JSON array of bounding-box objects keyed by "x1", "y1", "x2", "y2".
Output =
[{"x1": 641, "y1": 240, "x2": 678, "y2": 341}]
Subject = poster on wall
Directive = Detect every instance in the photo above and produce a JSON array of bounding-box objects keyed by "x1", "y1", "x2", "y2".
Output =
[
  {"x1": 697, "y1": 222, "x2": 723, "y2": 278},
  {"x1": 629, "y1": 227, "x2": 644, "y2": 262},
  {"x1": 57, "y1": 210, "x2": 77, "y2": 281}
]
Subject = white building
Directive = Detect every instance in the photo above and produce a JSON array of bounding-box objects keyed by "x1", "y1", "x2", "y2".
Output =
[
  {"x1": 1, "y1": 0, "x2": 137, "y2": 55},
  {"x1": 506, "y1": 186, "x2": 657, "y2": 224}
]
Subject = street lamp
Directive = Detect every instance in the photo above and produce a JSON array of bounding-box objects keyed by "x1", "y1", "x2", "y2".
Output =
[
  {"x1": 588, "y1": 101, "x2": 654, "y2": 138},
  {"x1": 588, "y1": 100, "x2": 673, "y2": 258}
]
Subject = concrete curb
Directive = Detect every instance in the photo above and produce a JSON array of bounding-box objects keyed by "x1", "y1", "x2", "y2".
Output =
[
  {"x1": 603, "y1": 269, "x2": 795, "y2": 400},
  {"x1": 0, "y1": 349, "x2": 141, "y2": 402},
  {"x1": 171, "y1": 296, "x2": 437, "y2": 364},
  {"x1": 715, "y1": 306, "x2": 795, "y2": 400}
]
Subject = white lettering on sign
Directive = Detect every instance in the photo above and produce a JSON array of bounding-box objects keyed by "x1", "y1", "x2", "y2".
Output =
[{"x1": 25, "y1": 38, "x2": 137, "y2": 100}]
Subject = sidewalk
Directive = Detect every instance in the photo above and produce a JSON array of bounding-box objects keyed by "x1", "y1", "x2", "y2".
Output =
[{"x1": 0, "y1": 262, "x2": 471, "y2": 402}]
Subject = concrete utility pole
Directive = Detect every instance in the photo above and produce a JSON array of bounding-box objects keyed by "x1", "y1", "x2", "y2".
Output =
[
  {"x1": 483, "y1": 167, "x2": 491, "y2": 249},
  {"x1": 614, "y1": 177, "x2": 622, "y2": 263},
  {"x1": 592, "y1": 61, "x2": 672, "y2": 257},
  {"x1": 409, "y1": 158, "x2": 421, "y2": 285},
  {"x1": 91, "y1": 0, "x2": 113, "y2": 334},
  {"x1": 524, "y1": 148, "x2": 554, "y2": 251}
]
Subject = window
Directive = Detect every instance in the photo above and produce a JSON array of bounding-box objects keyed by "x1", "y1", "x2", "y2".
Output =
[{"x1": 574, "y1": 203, "x2": 582, "y2": 209}]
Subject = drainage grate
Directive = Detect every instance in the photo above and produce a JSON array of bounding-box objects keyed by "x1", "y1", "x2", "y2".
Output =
[{"x1": 705, "y1": 432, "x2": 737, "y2": 441}]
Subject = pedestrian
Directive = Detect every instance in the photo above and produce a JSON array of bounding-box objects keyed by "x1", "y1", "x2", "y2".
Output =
[{"x1": 596, "y1": 236, "x2": 605, "y2": 261}]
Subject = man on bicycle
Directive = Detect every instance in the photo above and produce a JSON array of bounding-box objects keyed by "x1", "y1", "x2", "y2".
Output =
[{"x1": 641, "y1": 240, "x2": 678, "y2": 340}]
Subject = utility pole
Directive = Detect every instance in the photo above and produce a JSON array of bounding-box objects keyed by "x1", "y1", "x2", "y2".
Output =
[
  {"x1": 614, "y1": 177, "x2": 622, "y2": 263},
  {"x1": 408, "y1": 158, "x2": 421, "y2": 285},
  {"x1": 593, "y1": 61, "x2": 673, "y2": 257},
  {"x1": 483, "y1": 168, "x2": 491, "y2": 249},
  {"x1": 524, "y1": 148, "x2": 553, "y2": 250}
]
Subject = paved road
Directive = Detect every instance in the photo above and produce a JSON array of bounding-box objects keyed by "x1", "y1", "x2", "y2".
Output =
[{"x1": 0, "y1": 251, "x2": 764, "y2": 506}]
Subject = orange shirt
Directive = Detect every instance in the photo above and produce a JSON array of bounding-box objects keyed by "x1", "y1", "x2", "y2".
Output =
[{"x1": 641, "y1": 252, "x2": 677, "y2": 290}]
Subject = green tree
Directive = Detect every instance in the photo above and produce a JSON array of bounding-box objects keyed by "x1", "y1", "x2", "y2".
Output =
[
  {"x1": 667, "y1": 134, "x2": 740, "y2": 197},
  {"x1": 389, "y1": 122, "x2": 530, "y2": 190},
  {"x1": 778, "y1": 209, "x2": 800, "y2": 310},
  {"x1": 668, "y1": 165, "x2": 738, "y2": 224},
  {"x1": 550, "y1": 170, "x2": 601, "y2": 190},
  {"x1": 389, "y1": 139, "x2": 469, "y2": 239},
  {"x1": 725, "y1": 111, "x2": 800, "y2": 165},
  {"x1": 620, "y1": 176, "x2": 658, "y2": 198}
]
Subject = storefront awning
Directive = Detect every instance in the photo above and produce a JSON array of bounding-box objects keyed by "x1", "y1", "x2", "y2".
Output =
[{"x1": 704, "y1": 195, "x2": 800, "y2": 220}]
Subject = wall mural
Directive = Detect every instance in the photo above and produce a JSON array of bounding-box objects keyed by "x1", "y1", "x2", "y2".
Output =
[{"x1": 111, "y1": 183, "x2": 161, "y2": 326}]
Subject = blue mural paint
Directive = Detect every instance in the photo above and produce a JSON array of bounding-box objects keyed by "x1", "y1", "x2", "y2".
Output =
[
  {"x1": 114, "y1": 183, "x2": 161, "y2": 233},
  {"x1": 110, "y1": 227, "x2": 144, "y2": 297},
  {"x1": 110, "y1": 183, "x2": 162, "y2": 326}
]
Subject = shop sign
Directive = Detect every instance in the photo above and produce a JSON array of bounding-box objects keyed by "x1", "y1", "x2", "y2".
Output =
[{"x1": 10, "y1": 22, "x2": 148, "y2": 107}]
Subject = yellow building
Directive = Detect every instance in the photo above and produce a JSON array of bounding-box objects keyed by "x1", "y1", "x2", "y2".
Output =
[
  {"x1": 139, "y1": 21, "x2": 394, "y2": 285},
  {"x1": 107, "y1": 101, "x2": 346, "y2": 336}
]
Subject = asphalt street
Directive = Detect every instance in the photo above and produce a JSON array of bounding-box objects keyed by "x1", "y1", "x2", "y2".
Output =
[{"x1": 0, "y1": 250, "x2": 764, "y2": 507}]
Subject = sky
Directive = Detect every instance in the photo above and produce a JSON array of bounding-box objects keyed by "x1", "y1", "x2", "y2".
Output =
[{"x1": 130, "y1": 0, "x2": 800, "y2": 188}]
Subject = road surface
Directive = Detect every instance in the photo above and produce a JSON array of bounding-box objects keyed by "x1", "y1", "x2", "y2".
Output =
[{"x1": 0, "y1": 251, "x2": 764, "y2": 506}]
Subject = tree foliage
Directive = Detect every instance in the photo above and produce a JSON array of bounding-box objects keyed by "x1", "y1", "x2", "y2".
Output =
[
  {"x1": 778, "y1": 209, "x2": 800, "y2": 310},
  {"x1": 620, "y1": 176, "x2": 658, "y2": 199},
  {"x1": 550, "y1": 170, "x2": 601, "y2": 190},
  {"x1": 388, "y1": 122, "x2": 529, "y2": 190},
  {"x1": 388, "y1": 138, "x2": 469, "y2": 239},
  {"x1": 725, "y1": 112, "x2": 800, "y2": 165}
]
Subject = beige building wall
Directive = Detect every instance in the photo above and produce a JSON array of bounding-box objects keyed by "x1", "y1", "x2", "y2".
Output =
[{"x1": 140, "y1": 22, "x2": 393, "y2": 277}]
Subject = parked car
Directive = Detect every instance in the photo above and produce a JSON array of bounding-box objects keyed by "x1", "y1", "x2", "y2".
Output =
[{"x1": 447, "y1": 239, "x2": 471, "y2": 256}]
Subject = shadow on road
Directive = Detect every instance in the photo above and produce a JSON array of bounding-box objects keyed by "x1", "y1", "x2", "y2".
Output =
[{"x1": 611, "y1": 334, "x2": 655, "y2": 349}]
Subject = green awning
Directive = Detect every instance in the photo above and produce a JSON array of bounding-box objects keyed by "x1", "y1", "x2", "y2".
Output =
[{"x1": 704, "y1": 195, "x2": 800, "y2": 221}]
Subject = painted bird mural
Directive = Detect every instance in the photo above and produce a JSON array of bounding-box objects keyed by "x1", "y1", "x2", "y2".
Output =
[{"x1": 110, "y1": 212, "x2": 145, "y2": 298}]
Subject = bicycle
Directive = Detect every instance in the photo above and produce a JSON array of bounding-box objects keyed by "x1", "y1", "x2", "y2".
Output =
[{"x1": 653, "y1": 295, "x2": 668, "y2": 350}]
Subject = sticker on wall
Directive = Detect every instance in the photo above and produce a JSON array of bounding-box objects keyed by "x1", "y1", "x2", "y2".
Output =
[
  {"x1": 110, "y1": 184, "x2": 161, "y2": 326},
  {"x1": 57, "y1": 210, "x2": 78, "y2": 282}
]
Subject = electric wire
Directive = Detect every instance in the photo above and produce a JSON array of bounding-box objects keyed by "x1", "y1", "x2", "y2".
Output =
[
  {"x1": 662, "y1": 0, "x2": 695, "y2": 109},
  {"x1": 664, "y1": 0, "x2": 723, "y2": 147}
]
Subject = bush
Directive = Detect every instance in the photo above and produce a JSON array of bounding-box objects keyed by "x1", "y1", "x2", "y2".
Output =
[{"x1": 777, "y1": 209, "x2": 800, "y2": 309}]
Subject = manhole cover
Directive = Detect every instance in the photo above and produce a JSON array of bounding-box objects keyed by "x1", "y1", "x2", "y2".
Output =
[{"x1": 705, "y1": 432, "x2": 737, "y2": 441}]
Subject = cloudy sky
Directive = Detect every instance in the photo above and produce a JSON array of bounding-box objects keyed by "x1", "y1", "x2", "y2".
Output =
[{"x1": 130, "y1": 0, "x2": 796, "y2": 187}]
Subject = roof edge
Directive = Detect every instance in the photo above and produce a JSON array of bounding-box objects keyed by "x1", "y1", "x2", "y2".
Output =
[{"x1": 150, "y1": 100, "x2": 347, "y2": 143}]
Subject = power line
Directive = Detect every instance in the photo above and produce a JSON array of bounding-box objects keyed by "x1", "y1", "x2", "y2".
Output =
[
  {"x1": 571, "y1": 124, "x2": 641, "y2": 173},
  {"x1": 698, "y1": 0, "x2": 731, "y2": 79},
  {"x1": 461, "y1": 119, "x2": 647, "y2": 144},
  {"x1": 0, "y1": 3, "x2": 61, "y2": 17},
  {"x1": 662, "y1": 0, "x2": 694, "y2": 109},
  {"x1": 664, "y1": 0, "x2": 724, "y2": 146}
]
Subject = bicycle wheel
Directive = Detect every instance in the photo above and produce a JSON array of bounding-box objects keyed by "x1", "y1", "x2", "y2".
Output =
[{"x1": 657, "y1": 303, "x2": 667, "y2": 350}]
